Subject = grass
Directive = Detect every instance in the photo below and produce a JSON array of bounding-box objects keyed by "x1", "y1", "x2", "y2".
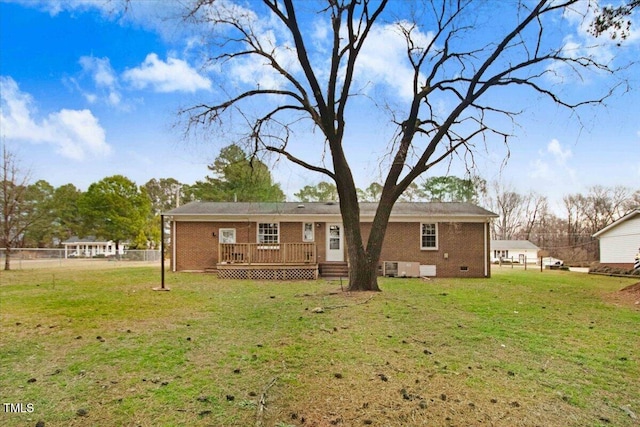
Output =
[{"x1": 0, "y1": 267, "x2": 638, "y2": 426}]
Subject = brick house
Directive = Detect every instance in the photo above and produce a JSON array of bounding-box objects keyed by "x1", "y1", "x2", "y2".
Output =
[{"x1": 164, "y1": 201, "x2": 497, "y2": 279}]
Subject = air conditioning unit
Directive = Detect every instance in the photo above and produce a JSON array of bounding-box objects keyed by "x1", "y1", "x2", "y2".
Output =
[
  {"x1": 383, "y1": 261, "x2": 420, "y2": 278},
  {"x1": 383, "y1": 261, "x2": 398, "y2": 277}
]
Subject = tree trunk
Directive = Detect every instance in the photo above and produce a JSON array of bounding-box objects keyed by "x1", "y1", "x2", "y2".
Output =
[
  {"x1": 339, "y1": 188, "x2": 380, "y2": 291},
  {"x1": 343, "y1": 192, "x2": 397, "y2": 292},
  {"x1": 347, "y1": 249, "x2": 380, "y2": 291},
  {"x1": 4, "y1": 248, "x2": 11, "y2": 271},
  {"x1": 327, "y1": 144, "x2": 379, "y2": 291}
]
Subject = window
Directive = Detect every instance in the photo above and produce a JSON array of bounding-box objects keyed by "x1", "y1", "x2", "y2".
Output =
[
  {"x1": 258, "y1": 223, "x2": 279, "y2": 244},
  {"x1": 494, "y1": 250, "x2": 508, "y2": 259},
  {"x1": 219, "y1": 228, "x2": 236, "y2": 244},
  {"x1": 421, "y1": 223, "x2": 438, "y2": 250},
  {"x1": 302, "y1": 222, "x2": 314, "y2": 242}
]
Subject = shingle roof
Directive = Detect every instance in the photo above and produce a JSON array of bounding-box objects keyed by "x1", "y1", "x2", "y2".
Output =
[
  {"x1": 164, "y1": 201, "x2": 497, "y2": 218},
  {"x1": 62, "y1": 236, "x2": 109, "y2": 244},
  {"x1": 491, "y1": 240, "x2": 540, "y2": 250}
]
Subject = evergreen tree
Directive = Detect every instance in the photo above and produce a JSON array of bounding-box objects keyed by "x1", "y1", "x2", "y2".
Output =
[{"x1": 188, "y1": 144, "x2": 285, "y2": 202}]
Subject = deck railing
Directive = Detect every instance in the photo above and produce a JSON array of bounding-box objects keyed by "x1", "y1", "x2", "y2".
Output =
[{"x1": 218, "y1": 243, "x2": 316, "y2": 265}]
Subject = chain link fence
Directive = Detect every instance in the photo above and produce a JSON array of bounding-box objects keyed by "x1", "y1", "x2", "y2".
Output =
[{"x1": 0, "y1": 248, "x2": 161, "y2": 270}]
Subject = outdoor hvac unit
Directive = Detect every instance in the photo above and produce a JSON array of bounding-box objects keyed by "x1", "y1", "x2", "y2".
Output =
[{"x1": 383, "y1": 261, "x2": 420, "y2": 278}]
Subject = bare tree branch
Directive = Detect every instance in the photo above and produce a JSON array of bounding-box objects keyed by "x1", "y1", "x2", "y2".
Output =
[{"x1": 179, "y1": 0, "x2": 634, "y2": 290}]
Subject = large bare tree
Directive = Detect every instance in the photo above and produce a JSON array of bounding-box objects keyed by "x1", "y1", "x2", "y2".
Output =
[
  {"x1": 180, "y1": 0, "x2": 629, "y2": 291},
  {"x1": 486, "y1": 181, "x2": 526, "y2": 241},
  {"x1": 1, "y1": 146, "x2": 31, "y2": 270}
]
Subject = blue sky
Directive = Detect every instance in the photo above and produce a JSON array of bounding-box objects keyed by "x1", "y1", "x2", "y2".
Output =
[{"x1": 1, "y1": 0, "x2": 639, "y2": 209}]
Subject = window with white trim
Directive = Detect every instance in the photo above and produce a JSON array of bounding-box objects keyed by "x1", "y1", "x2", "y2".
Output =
[
  {"x1": 219, "y1": 228, "x2": 236, "y2": 244},
  {"x1": 421, "y1": 223, "x2": 438, "y2": 250},
  {"x1": 302, "y1": 222, "x2": 314, "y2": 242},
  {"x1": 258, "y1": 223, "x2": 279, "y2": 244},
  {"x1": 494, "y1": 250, "x2": 508, "y2": 259}
]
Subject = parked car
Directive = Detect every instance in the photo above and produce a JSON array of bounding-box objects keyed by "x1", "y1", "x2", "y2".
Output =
[{"x1": 542, "y1": 257, "x2": 564, "y2": 267}]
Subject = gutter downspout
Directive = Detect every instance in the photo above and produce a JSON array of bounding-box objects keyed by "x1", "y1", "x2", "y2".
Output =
[
  {"x1": 484, "y1": 221, "x2": 488, "y2": 278},
  {"x1": 172, "y1": 219, "x2": 177, "y2": 272}
]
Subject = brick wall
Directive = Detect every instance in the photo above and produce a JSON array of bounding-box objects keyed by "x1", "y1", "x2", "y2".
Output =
[
  {"x1": 174, "y1": 221, "x2": 252, "y2": 271},
  {"x1": 598, "y1": 262, "x2": 635, "y2": 270},
  {"x1": 173, "y1": 219, "x2": 490, "y2": 277},
  {"x1": 361, "y1": 222, "x2": 489, "y2": 278}
]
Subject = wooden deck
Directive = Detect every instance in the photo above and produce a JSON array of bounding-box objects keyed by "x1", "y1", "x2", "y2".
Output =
[
  {"x1": 217, "y1": 243, "x2": 318, "y2": 280},
  {"x1": 218, "y1": 243, "x2": 317, "y2": 265}
]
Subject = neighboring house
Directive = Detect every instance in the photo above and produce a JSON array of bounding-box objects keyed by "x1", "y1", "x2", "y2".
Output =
[
  {"x1": 490, "y1": 240, "x2": 540, "y2": 264},
  {"x1": 164, "y1": 201, "x2": 497, "y2": 279},
  {"x1": 593, "y1": 208, "x2": 640, "y2": 269},
  {"x1": 62, "y1": 236, "x2": 126, "y2": 258}
]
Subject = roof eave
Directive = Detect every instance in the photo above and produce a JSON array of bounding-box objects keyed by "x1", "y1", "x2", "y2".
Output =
[{"x1": 593, "y1": 209, "x2": 640, "y2": 238}]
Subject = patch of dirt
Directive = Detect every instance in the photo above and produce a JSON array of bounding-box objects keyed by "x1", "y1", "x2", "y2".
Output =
[
  {"x1": 620, "y1": 282, "x2": 640, "y2": 293},
  {"x1": 606, "y1": 282, "x2": 640, "y2": 309}
]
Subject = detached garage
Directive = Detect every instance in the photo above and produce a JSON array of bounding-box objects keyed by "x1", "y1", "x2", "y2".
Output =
[{"x1": 593, "y1": 208, "x2": 640, "y2": 269}]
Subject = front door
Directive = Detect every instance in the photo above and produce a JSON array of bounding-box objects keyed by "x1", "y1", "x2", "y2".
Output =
[{"x1": 326, "y1": 223, "x2": 344, "y2": 262}]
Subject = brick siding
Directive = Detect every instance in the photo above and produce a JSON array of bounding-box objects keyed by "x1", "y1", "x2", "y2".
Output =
[{"x1": 361, "y1": 222, "x2": 489, "y2": 278}]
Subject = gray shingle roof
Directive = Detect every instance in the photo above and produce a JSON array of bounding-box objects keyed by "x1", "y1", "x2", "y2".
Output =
[
  {"x1": 164, "y1": 201, "x2": 497, "y2": 218},
  {"x1": 62, "y1": 236, "x2": 109, "y2": 244},
  {"x1": 490, "y1": 240, "x2": 540, "y2": 250}
]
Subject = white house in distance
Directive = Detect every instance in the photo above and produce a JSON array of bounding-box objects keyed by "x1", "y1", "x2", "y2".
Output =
[
  {"x1": 491, "y1": 240, "x2": 540, "y2": 264},
  {"x1": 593, "y1": 208, "x2": 640, "y2": 270},
  {"x1": 62, "y1": 236, "x2": 126, "y2": 258}
]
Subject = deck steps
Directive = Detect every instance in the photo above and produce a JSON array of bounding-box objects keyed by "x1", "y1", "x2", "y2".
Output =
[{"x1": 319, "y1": 262, "x2": 349, "y2": 278}]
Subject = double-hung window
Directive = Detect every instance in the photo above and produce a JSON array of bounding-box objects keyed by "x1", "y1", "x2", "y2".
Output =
[
  {"x1": 420, "y1": 223, "x2": 438, "y2": 250},
  {"x1": 258, "y1": 223, "x2": 279, "y2": 244}
]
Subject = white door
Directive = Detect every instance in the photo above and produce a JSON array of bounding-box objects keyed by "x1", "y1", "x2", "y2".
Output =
[{"x1": 326, "y1": 223, "x2": 344, "y2": 262}]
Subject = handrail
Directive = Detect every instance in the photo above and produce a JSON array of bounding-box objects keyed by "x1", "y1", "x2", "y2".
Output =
[{"x1": 218, "y1": 243, "x2": 316, "y2": 265}]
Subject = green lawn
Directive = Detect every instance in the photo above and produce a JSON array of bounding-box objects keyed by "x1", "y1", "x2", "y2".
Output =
[{"x1": 1, "y1": 267, "x2": 638, "y2": 426}]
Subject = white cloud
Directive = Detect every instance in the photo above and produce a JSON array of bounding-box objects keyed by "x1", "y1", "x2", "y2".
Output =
[
  {"x1": 80, "y1": 56, "x2": 116, "y2": 87},
  {"x1": 530, "y1": 139, "x2": 575, "y2": 182},
  {"x1": 210, "y1": 4, "x2": 431, "y2": 101},
  {"x1": 78, "y1": 56, "x2": 122, "y2": 107},
  {"x1": 45, "y1": 109, "x2": 109, "y2": 159},
  {"x1": 0, "y1": 76, "x2": 111, "y2": 160},
  {"x1": 226, "y1": 30, "x2": 300, "y2": 91},
  {"x1": 547, "y1": 138, "x2": 572, "y2": 163},
  {"x1": 351, "y1": 21, "x2": 433, "y2": 101},
  {"x1": 545, "y1": 0, "x2": 640, "y2": 84},
  {"x1": 123, "y1": 53, "x2": 212, "y2": 93},
  {"x1": 11, "y1": 0, "x2": 118, "y2": 17},
  {"x1": 563, "y1": 0, "x2": 640, "y2": 43}
]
